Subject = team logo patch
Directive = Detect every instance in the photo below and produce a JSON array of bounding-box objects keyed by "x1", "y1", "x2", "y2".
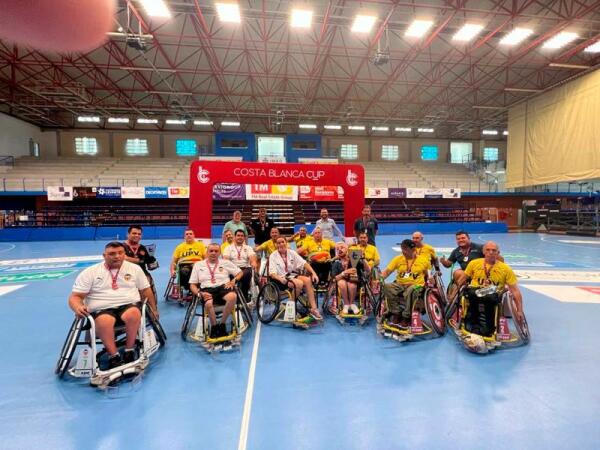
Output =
[{"x1": 124, "y1": 274, "x2": 132, "y2": 281}]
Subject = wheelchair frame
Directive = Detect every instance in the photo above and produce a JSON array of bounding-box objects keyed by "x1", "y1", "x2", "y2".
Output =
[
  {"x1": 163, "y1": 261, "x2": 196, "y2": 305},
  {"x1": 55, "y1": 303, "x2": 166, "y2": 389},
  {"x1": 256, "y1": 279, "x2": 320, "y2": 330}
]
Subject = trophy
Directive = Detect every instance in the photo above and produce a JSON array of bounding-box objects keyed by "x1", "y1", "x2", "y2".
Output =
[{"x1": 348, "y1": 249, "x2": 362, "y2": 281}]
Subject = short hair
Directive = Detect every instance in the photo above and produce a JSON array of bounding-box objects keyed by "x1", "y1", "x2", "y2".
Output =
[
  {"x1": 400, "y1": 239, "x2": 416, "y2": 249},
  {"x1": 234, "y1": 229, "x2": 247, "y2": 236},
  {"x1": 233, "y1": 210, "x2": 242, "y2": 216},
  {"x1": 455, "y1": 230, "x2": 470, "y2": 237},
  {"x1": 128, "y1": 225, "x2": 142, "y2": 233},
  {"x1": 207, "y1": 243, "x2": 221, "y2": 251},
  {"x1": 275, "y1": 236, "x2": 287, "y2": 244},
  {"x1": 185, "y1": 228, "x2": 195, "y2": 234},
  {"x1": 358, "y1": 231, "x2": 368, "y2": 237},
  {"x1": 105, "y1": 241, "x2": 125, "y2": 250}
]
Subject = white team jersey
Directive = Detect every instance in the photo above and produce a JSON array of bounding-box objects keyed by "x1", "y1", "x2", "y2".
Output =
[
  {"x1": 268, "y1": 249, "x2": 306, "y2": 277},
  {"x1": 189, "y1": 259, "x2": 241, "y2": 288},
  {"x1": 223, "y1": 244, "x2": 256, "y2": 268}
]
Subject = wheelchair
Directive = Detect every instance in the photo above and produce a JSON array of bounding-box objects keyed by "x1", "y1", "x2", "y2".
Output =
[
  {"x1": 55, "y1": 303, "x2": 166, "y2": 389},
  {"x1": 256, "y1": 277, "x2": 321, "y2": 330},
  {"x1": 446, "y1": 286, "x2": 530, "y2": 354},
  {"x1": 376, "y1": 272, "x2": 447, "y2": 342},
  {"x1": 180, "y1": 284, "x2": 253, "y2": 352},
  {"x1": 163, "y1": 261, "x2": 195, "y2": 306}
]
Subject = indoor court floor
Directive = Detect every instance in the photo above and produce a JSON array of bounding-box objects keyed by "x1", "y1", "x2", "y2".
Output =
[{"x1": 1, "y1": 232, "x2": 599, "y2": 450}]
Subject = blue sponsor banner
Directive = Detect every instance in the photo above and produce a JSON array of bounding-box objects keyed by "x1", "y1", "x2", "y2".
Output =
[
  {"x1": 144, "y1": 186, "x2": 169, "y2": 198},
  {"x1": 96, "y1": 187, "x2": 122, "y2": 199}
]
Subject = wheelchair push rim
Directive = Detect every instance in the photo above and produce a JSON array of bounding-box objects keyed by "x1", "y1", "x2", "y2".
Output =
[{"x1": 257, "y1": 283, "x2": 280, "y2": 324}]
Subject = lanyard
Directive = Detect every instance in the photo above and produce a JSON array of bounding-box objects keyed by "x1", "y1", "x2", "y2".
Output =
[
  {"x1": 460, "y1": 246, "x2": 471, "y2": 258},
  {"x1": 105, "y1": 264, "x2": 121, "y2": 290},
  {"x1": 281, "y1": 252, "x2": 288, "y2": 273},
  {"x1": 483, "y1": 262, "x2": 494, "y2": 281},
  {"x1": 235, "y1": 244, "x2": 244, "y2": 260},
  {"x1": 126, "y1": 242, "x2": 140, "y2": 257},
  {"x1": 206, "y1": 261, "x2": 219, "y2": 283}
]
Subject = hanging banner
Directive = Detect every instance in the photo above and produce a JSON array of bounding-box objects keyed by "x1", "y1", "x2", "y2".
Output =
[
  {"x1": 144, "y1": 187, "x2": 168, "y2": 199},
  {"x1": 47, "y1": 186, "x2": 73, "y2": 201},
  {"x1": 168, "y1": 187, "x2": 190, "y2": 199},
  {"x1": 245, "y1": 184, "x2": 298, "y2": 201},
  {"x1": 388, "y1": 188, "x2": 407, "y2": 199},
  {"x1": 73, "y1": 187, "x2": 96, "y2": 199},
  {"x1": 213, "y1": 183, "x2": 245, "y2": 200},
  {"x1": 121, "y1": 186, "x2": 146, "y2": 199},
  {"x1": 298, "y1": 185, "x2": 343, "y2": 201},
  {"x1": 442, "y1": 188, "x2": 461, "y2": 198},
  {"x1": 96, "y1": 187, "x2": 121, "y2": 199},
  {"x1": 298, "y1": 158, "x2": 339, "y2": 164},
  {"x1": 424, "y1": 188, "x2": 443, "y2": 199},
  {"x1": 365, "y1": 187, "x2": 388, "y2": 199},
  {"x1": 406, "y1": 188, "x2": 425, "y2": 198}
]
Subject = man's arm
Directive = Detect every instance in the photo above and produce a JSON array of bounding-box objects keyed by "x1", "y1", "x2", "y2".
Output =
[
  {"x1": 68, "y1": 292, "x2": 88, "y2": 318},
  {"x1": 249, "y1": 254, "x2": 259, "y2": 271},
  {"x1": 332, "y1": 220, "x2": 344, "y2": 239},
  {"x1": 507, "y1": 283, "x2": 523, "y2": 316}
]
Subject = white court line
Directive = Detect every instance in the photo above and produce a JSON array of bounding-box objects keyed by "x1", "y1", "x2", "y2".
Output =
[
  {"x1": 238, "y1": 321, "x2": 262, "y2": 450},
  {"x1": 0, "y1": 244, "x2": 16, "y2": 254},
  {"x1": 0, "y1": 285, "x2": 26, "y2": 297}
]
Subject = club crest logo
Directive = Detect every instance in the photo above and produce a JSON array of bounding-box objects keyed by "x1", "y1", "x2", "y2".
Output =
[
  {"x1": 346, "y1": 169, "x2": 358, "y2": 187},
  {"x1": 197, "y1": 166, "x2": 210, "y2": 184}
]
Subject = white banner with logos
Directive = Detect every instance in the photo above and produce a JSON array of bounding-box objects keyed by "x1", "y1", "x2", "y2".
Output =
[
  {"x1": 442, "y1": 188, "x2": 461, "y2": 198},
  {"x1": 168, "y1": 187, "x2": 190, "y2": 198},
  {"x1": 47, "y1": 186, "x2": 73, "y2": 201},
  {"x1": 365, "y1": 187, "x2": 389, "y2": 198},
  {"x1": 406, "y1": 188, "x2": 425, "y2": 198},
  {"x1": 121, "y1": 186, "x2": 145, "y2": 199}
]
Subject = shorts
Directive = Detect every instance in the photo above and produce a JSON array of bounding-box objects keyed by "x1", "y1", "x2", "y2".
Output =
[
  {"x1": 92, "y1": 303, "x2": 141, "y2": 321},
  {"x1": 201, "y1": 285, "x2": 235, "y2": 306}
]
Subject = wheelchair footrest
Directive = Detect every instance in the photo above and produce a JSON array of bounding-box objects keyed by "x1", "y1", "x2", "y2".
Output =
[{"x1": 89, "y1": 358, "x2": 148, "y2": 389}]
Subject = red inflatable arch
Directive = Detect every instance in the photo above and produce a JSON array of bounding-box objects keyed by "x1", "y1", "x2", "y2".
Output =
[{"x1": 189, "y1": 161, "x2": 365, "y2": 239}]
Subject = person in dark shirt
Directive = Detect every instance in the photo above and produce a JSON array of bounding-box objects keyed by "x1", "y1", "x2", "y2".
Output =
[
  {"x1": 353, "y1": 205, "x2": 378, "y2": 246},
  {"x1": 122, "y1": 225, "x2": 158, "y2": 294},
  {"x1": 250, "y1": 207, "x2": 275, "y2": 246},
  {"x1": 440, "y1": 230, "x2": 484, "y2": 299}
]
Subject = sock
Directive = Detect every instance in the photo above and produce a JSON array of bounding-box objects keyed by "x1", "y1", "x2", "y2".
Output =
[
  {"x1": 110, "y1": 352, "x2": 120, "y2": 358},
  {"x1": 124, "y1": 348, "x2": 135, "y2": 352}
]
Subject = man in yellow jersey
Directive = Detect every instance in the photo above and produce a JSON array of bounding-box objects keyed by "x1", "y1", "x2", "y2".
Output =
[
  {"x1": 380, "y1": 239, "x2": 431, "y2": 327},
  {"x1": 463, "y1": 241, "x2": 524, "y2": 336},
  {"x1": 350, "y1": 231, "x2": 380, "y2": 268},
  {"x1": 254, "y1": 227, "x2": 283, "y2": 257},
  {"x1": 170, "y1": 229, "x2": 207, "y2": 294},
  {"x1": 221, "y1": 230, "x2": 234, "y2": 254},
  {"x1": 288, "y1": 226, "x2": 314, "y2": 257},
  {"x1": 304, "y1": 227, "x2": 336, "y2": 285},
  {"x1": 411, "y1": 231, "x2": 440, "y2": 272}
]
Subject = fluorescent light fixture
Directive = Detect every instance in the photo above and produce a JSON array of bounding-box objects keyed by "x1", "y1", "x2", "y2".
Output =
[
  {"x1": 503, "y1": 130, "x2": 509, "y2": 136},
  {"x1": 473, "y1": 105, "x2": 506, "y2": 110},
  {"x1": 107, "y1": 117, "x2": 129, "y2": 123},
  {"x1": 77, "y1": 116, "x2": 100, "y2": 123},
  {"x1": 482, "y1": 129, "x2": 498, "y2": 135},
  {"x1": 351, "y1": 14, "x2": 377, "y2": 33},
  {"x1": 371, "y1": 126, "x2": 389, "y2": 131},
  {"x1": 140, "y1": 0, "x2": 171, "y2": 18},
  {"x1": 584, "y1": 41, "x2": 600, "y2": 53},
  {"x1": 542, "y1": 31, "x2": 578, "y2": 50},
  {"x1": 405, "y1": 20, "x2": 434, "y2": 38},
  {"x1": 194, "y1": 120, "x2": 213, "y2": 126},
  {"x1": 417, "y1": 127, "x2": 434, "y2": 133},
  {"x1": 221, "y1": 120, "x2": 240, "y2": 126},
  {"x1": 166, "y1": 119, "x2": 186, "y2": 125},
  {"x1": 137, "y1": 118, "x2": 158, "y2": 124},
  {"x1": 216, "y1": 2, "x2": 241, "y2": 23},
  {"x1": 348, "y1": 125, "x2": 365, "y2": 131},
  {"x1": 499, "y1": 27, "x2": 533, "y2": 46},
  {"x1": 453, "y1": 23, "x2": 484, "y2": 42},
  {"x1": 324, "y1": 124, "x2": 341, "y2": 130},
  {"x1": 299, "y1": 123, "x2": 317, "y2": 129},
  {"x1": 548, "y1": 62, "x2": 590, "y2": 69},
  {"x1": 291, "y1": 8, "x2": 312, "y2": 28},
  {"x1": 504, "y1": 87, "x2": 542, "y2": 93},
  {"x1": 395, "y1": 127, "x2": 412, "y2": 132}
]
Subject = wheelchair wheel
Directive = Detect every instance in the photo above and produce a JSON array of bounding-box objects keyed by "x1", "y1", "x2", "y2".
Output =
[
  {"x1": 163, "y1": 276, "x2": 176, "y2": 302},
  {"x1": 256, "y1": 283, "x2": 280, "y2": 324},
  {"x1": 55, "y1": 317, "x2": 86, "y2": 378},
  {"x1": 424, "y1": 288, "x2": 446, "y2": 336},
  {"x1": 321, "y1": 282, "x2": 338, "y2": 316},
  {"x1": 147, "y1": 307, "x2": 167, "y2": 345},
  {"x1": 237, "y1": 292, "x2": 254, "y2": 328},
  {"x1": 505, "y1": 292, "x2": 530, "y2": 344},
  {"x1": 181, "y1": 295, "x2": 199, "y2": 340}
]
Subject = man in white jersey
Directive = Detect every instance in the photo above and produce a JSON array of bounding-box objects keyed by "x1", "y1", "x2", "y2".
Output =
[
  {"x1": 268, "y1": 237, "x2": 322, "y2": 320},
  {"x1": 189, "y1": 243, "x2": 243, "y2": 338},
  {"x1": 223, "y1": 229, "x2": 258, "y2": 301},
  {"x1": 315, "y1": 208, "x2": 344, "y2": 241},
  {"x1": 68, "y1": 241, "x2": 158, "y2": 370}
]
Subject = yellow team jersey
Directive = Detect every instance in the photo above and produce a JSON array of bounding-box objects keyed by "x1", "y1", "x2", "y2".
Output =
[
  {"x1": 385, "y1": 253, "x2": 430, "y2": 286},
  {"x1": 257, "y1": 239, "x2": 285, "y2": 256},
  {"x1": 306, "y1": 239, "x2": 336, "y2": 255},
  {"x1": 349, "y1": 244, "x2": 380, "y2": 268},
  {"x1": 221, "y1": 241, "x2": 232, "y2": 254},
  {"x1": 465, "y1": 259, "x2": 517, "y2": 291},
  {"x1": 294, "y1": 235, "x2": 314, "y2": 251},
  {"x1": 172, "y1": 241, "x2": 206, "y2": 264},
  {"x1": 415, "y1": 243, "x2": 436, "y2": 262}
]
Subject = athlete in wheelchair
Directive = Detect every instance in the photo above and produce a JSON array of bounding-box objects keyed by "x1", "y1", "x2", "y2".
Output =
[
  {"x1": 164, "y1": 229, "x2": 206, "y2": 304},
  {"x1": 56, "y1": 242, "x2": 166, "y2": 389},
  {"x1": 304, "y1": 227, "x2": 336, "y2": 292},
  {"x1": 222, "y1": 229, "x2": 259, "y2": 304},
  {"x1": 350, "y1": 231, "x2": 383, "y2": 297},
  {"x1": 446, "y1": 241, "x2": 529, "y2": 354},
  {"x1": 256, "y1": 237, "x2": 323, "y2": 329},
  {"x1": 376, "y1": 239, "x2": 446, "y2": 341},
  {"x1": 181, "y1": 243, "x2": 253, "y2": 352}
]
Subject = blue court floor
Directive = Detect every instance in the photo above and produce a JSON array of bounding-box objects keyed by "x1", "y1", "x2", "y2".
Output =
[{"x1": 1, "y1": 233, "x2": 599, "y2": 450}]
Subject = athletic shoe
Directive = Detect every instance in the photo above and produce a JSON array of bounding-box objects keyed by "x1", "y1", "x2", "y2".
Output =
[
  {"x1": 310, "y1": 309, "x2": 323, "y2": 320},
  {"x1": 350, "y1": 304, "x2": 360, "y2": 315},
  {"x1": 122, "y1": 349, "x2": 137, "y2": 364},
  {"x1": 209, "y1": 325, "x2": 218, "y2": 339},
  {"x1": 342, "y1": 305, "x2": 350, "y2": 315},
  {"x1": 108, "y1": 354, "x2": 123, "y2": 370}
]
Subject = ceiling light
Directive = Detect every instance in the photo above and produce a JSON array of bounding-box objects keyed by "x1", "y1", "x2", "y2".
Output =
[
  {"x1": 140, "y1": 0, "x2": 171, "y2": 18},
  {"x1": 137, "y1": 118, "x2": 158, "y2": 124},
  {"x1": 499, "y1": 27, "x2": 533, "y2": 46},
  {"x1": 453, "y1": 24, "x2": 484, "y2": 42},
  {"x1": 482, "y1": 129, "x2": 498, "y2": 135},
  {"x1": 417, "y1": 127, "x2": 434, "y2": 133},
  {"x1": 221, "y1": 120, "x2": 240, "y2": 126},
  {"x1": 291, "y1": 9, "x2": 312, "y2": 29},
  {"x1": 542, "y1": 31, "x2": 578, "y2": 50},
  {"x1": 395, "y1": 127, "x2": 412, "y2": 132},
  {"x1": 324, "y1": 124, "x2": 341, "y2": 130},
  {"x1": 584, "y1": 41, "x2": 600, "y2": 53},
  {"x1": 216, "y1": 2, "x2": 241, "y2": 23},
  {"x1": 504, "y1": 87, "x2": 542, "y2": 93},
  {"x1": 166, "y1": 119, "x2": 186, "y2": 125},
  {"x1": 348, "y1": 125, "x2": 365, "y2": 131},
  {"x1": 503, "y1": 130, "x2": 509, "y2": 136},
  {"x1": 472, "y1": 105, "x2": 506, "y2": 110},
  {"x1": 194, "y1": 120, "x2": 213, "y2": 126},
  {"x1": 77, "y1": 116, "x2": 100, "y2": 123},
  {"x1": 548, "y1": 62, "x2": 590, "y2": 69},
  {"x1": 371, "y1": 126, "x2": 389, "y2": 131},
  {"x1": 351, "y1": 14, "x2": 377, "y2": 33},
  {"x1": 107, "y1": 117, "x2": 129, "y2": 123},
  {"x1": 299, "y1": 123, "x2": 317, "y2": 129},
  {"x1": 405, "y1": 20, "x2": 434, "y2": 38}
]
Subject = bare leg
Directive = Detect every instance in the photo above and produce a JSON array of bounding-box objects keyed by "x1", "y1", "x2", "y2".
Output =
[
  {"x1": 120, "y1": 306, "x2": 142, "y2": 349},
  {"x1": 338, "y1": 279, "x2": 351, "y2": 305},
  {"x1": 95, "y1": 314, "x2": 118, "y2": 355},
  {"x1": 204, "y1": 298, "x2": 217, "y2": 326},
  {"x1": 221, "y1": 293, "x2": 237, "y2": 324},
  {"x1": 297, "y1": 275, "x2": 317, "y2": 310}
]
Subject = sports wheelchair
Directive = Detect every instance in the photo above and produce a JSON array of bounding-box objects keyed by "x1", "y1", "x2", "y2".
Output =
[
  {"x1": 55, "y1": 303, "x2": 166, "y2": 389},
  {"x1": 180, "y1": 284, "x2": 253, "y2": 352},
  {"x1": 376, "y1": 271, "x2": 447, "y2": 342},
  {"x1": 163, "y1": 261, "x2": 195, "y2": 305},
  {"x1": 445, "y1": 286, "x2": 530, "y2": 354},
  {"x1": 256, "y1": 276, "x2": 321, "y2": 330}
]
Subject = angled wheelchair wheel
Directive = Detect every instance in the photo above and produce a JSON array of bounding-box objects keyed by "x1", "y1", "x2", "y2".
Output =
[
  {"x1": 181, "y1": 296, "x2": 199, "y2": 340},
  {"x1": 505, "y1": 292, "x2": 530, "y2": 344},
  {"x1": 55, "y1": 316, "x2": 87, "y2": 378},
  {"x1": 322, "y1": 283, "x2": 338, "y2": 316},
  {"x1": 257, "y1": 283, "x2": 280, "y2": 324},
  {"x1": 237, "y1": 291, "x2": 254, "y2": 328},
  {"x1": 146, "y1": 307, "x2": 167, "y2": 345},
  {"x1": 424, "y1": 288, "x2": 446, "y2": 336}
]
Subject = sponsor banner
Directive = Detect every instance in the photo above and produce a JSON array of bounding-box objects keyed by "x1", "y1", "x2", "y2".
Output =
[
  {"x1": 443, "y1": 188, "x2": 461, "y2": 198},
  {"x1": 121, "y1": 186, "x2": 146, "y2": 199},
  {"x1": 298, "y1": 158, "x2": 339, "y2": 164},
  {"x1": 144, "y1": 186, "x2": 169, "y2": 199},
  {"x1": 96, "y1": 187, "x2": 121, "y2": 199},
  {"x1": 73, "y1": 186, "x2": 96, "y2": 199},
  {"x1": 298, "y1": 185, "x2": 343, "y2": 201},
  {"x1": 258, "y1": 155, "x2": 286, "y2": 163},
  {"x1": 365, "y1": 187, "x2": 388, "y2": 199},
  {"x1": 388, "y1": 188, "x2": 407, "y2": 199},
  {"x1": 516, "y1": 270, "x2": 600, "y2": 283},
  {"x1": 0, "y1": 255, "x2": 102, "y2": 266},
  {"x1": 168, "y1": 187, "x2": 190, "y2": 199},
  {"x1": 522, "y1": 284, "x2": 600, "y2": 304},
  {"x1": 0, "y1": 270, "x2": 77, "y2": 284},
  {"x1": 0, "y1": 285, "x2": 26, "y2": 297},
  {"x1": 47, "y1": 186, "x2": 73, "y2": 201},
  {"x1": 245, "y1": 184, "x2": 298, "y2": 201},
  {"x1": 0, "y1": 261, "x2": 95, "y2": 273},
  {"x1": 424, "y1": 188, "x2": 443, "y2": 199},
  {"x1": 213, "y1": 183, "x2": 245, "y2": 200},
  {"x1": 406, "y1": 188, "x2": 425, "y2": 198}
]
